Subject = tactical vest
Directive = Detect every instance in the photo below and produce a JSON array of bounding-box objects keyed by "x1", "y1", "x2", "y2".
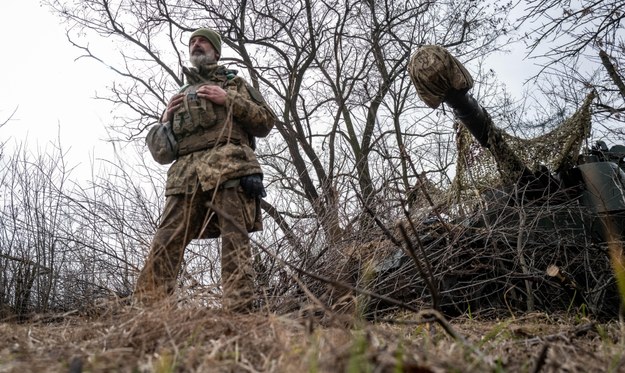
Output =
[{"x1": 172, "y1": 72, "x2": 250, "y2": 156}]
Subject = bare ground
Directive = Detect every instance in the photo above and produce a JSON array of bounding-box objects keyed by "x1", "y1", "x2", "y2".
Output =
[{"x1": 1, "y1": 300, "x2": 624, "y2": 373}]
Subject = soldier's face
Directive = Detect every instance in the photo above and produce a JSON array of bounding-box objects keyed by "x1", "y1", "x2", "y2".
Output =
[{"x1": 189, "y1": 36, "x2": 218, "y2": 66}]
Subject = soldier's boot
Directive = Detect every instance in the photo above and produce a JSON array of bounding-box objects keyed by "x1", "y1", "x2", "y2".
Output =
[{"x1": 222, "y1": 271, "x2": 255, "y2": 313}]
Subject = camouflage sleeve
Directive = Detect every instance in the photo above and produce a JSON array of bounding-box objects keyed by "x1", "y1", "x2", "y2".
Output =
[{"x1": 226, "y1": 77, "x2": 276, "y2": 138}]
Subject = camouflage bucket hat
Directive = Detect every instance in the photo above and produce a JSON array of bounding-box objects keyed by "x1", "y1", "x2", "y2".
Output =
[
  {"x1": 189, "y1": 28, "x2": 222, "y2": 56},
  {"x1": 408, "y1": 45, "x2": 474, "y2": 109}
]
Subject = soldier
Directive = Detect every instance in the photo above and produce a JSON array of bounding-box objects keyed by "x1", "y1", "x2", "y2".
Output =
[{"x1": 136, "y1": 28, "x2": 276, "y2": 312}]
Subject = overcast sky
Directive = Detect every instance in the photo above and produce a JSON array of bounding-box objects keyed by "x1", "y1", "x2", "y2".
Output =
[{"x1": 1, "y1": 1, "x2": 118, "y2": 172}]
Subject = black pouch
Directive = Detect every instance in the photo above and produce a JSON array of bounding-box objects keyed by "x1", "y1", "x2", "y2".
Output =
[{"x1": 239, "y1": 174, "x2": 267, "y2": 199}]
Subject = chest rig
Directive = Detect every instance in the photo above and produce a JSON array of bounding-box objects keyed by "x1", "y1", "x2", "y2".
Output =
[{"x1": 173, "y1": 65, "x2": 250, "y2": 156}]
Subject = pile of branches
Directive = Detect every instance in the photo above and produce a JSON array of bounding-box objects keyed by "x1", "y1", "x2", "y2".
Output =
[{"x1": 299, "y1": 188, "x2": 622, "y2": 320}]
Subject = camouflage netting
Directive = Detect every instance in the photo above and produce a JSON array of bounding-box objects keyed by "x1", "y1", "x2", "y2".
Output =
[
  {"x1": 451, "y1": 91, "x2": 594, "y2": 204},
  {"x1": 408, "y1": 45, "x2": 595, "y2": 205}
]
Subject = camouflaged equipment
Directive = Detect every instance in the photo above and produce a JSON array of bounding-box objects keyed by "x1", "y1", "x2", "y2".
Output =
[
  {"x1": 408, "y1": 45, "x2": 593, "y2": 204},
  {"x1": 173, "y1": 66, "x2": 246, "y2": 154},
  {"x1": 361, "y1": 46, "x2": 624, "y2": 319},
  {"x1": 146, "y1": 122, "x2": 179, "y2": 165},
  {"x1": 177, "y1": 84, "x2": 220, "y2": 132},
  {"x1": 408, "y1": 45, "x2": 473, "y2": 109}
]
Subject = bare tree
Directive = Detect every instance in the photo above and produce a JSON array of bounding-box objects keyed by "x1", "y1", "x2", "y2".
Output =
[
  {"x1": 0, "y1": 137, "x2": 72, "y2": 317},
  {"x1": 0, "y1": 134, "x2": 176, "y2": 316},
  {"x1": 518, "y1": 0, "x2": 625, "y2": 140},
  {"x1": 45, "y1": 0, "x2": 513, "y2": 250}
]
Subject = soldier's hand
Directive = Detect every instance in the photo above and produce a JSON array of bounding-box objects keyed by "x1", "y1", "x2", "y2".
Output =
[
  {"x1": 161, "y1": 93, "x2": 185, "y2": 123},
  {"x1": 197, "y1": 85, "x2": 227, "y2": 106}
]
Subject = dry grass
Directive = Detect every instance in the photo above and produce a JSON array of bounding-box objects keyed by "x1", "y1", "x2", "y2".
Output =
[{"x1": 1, "y1": 299, "x2": 624, "y2": 373}]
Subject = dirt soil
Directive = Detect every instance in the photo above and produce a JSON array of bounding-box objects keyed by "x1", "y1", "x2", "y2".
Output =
[{"x1": 0, "y1": 301, "x2": 623, "y2": 373}]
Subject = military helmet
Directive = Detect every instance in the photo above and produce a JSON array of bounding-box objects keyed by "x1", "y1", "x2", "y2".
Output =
[{"x1": 189, "y1": 28, "x2": 222, "y2": 56}]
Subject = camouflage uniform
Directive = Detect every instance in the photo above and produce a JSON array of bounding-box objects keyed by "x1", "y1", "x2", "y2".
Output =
[{"x1": 136, "y1": 63, "x2": 275, "y2": 311}]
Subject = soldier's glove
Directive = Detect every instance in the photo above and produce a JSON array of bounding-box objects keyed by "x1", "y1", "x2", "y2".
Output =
[{"x1": 239, "y1": 174, "x2": 267, "y2": 199}]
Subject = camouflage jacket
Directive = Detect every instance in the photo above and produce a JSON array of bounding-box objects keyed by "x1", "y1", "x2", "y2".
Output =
[{"x1": 165, "y1": 63, "x2": 275, "y2": 196}]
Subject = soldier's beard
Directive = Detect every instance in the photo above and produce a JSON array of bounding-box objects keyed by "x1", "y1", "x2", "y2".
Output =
[{"x1": 190, "y1": 51, "x2": 218, "y2": 67}]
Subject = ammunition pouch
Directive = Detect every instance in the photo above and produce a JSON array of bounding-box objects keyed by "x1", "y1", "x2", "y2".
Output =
[
  {"x1": 177, "y1": 121, "x2": 251, "y2": 156},
  {"x1": 172, "y1": 83, "x2": 224, "y2": 137},
  {"x1": 171, "y1": 79, "x2": 254, "y2": 156}
]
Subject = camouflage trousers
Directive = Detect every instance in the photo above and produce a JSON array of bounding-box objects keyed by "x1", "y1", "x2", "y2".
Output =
[{"x1": 135, "y1": 180, "x2": 257, "y2": 311}]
